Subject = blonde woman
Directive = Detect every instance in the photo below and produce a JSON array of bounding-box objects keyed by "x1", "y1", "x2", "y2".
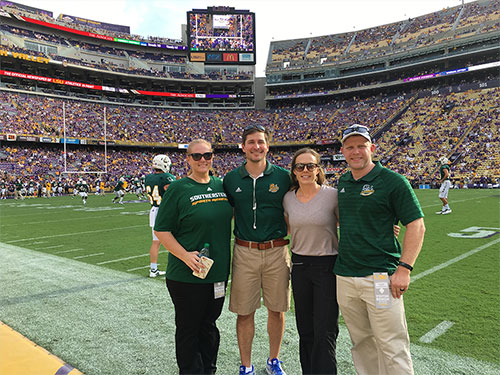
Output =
[{"x1": 154, "y1": 139, "x2": 233, "y2": 374}]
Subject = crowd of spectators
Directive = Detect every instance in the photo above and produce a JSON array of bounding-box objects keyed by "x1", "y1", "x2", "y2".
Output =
[
  {"x1": 0, "y1": 91, "x2": 408, "y2": 145},
  {"x1": 267, "y1": 0, "x2": 499, "y2": 71},
  {"x1": 1, "y1": 86, "x2": 498, "y2": 189},
  {"x1": 375, "y1": 87, "x2": 500, "y2": 184}
]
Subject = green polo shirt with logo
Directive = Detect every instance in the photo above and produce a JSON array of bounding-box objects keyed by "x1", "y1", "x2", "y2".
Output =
[
  {"x1": 154, "y1": 176, "x2": 233, "y2": 284},
  {"x1": 223, "y1": 161, "x2": 290, "y2": 242},
  {"x1": 334, "y1": 162, "x2": 424, "y2": 277}
]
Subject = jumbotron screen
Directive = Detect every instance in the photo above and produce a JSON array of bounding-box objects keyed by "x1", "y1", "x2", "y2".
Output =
[{"x1": 187, "y1": 7, "x2": 255, "y2": 64}]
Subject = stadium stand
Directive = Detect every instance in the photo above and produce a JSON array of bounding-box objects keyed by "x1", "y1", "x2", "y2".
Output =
[
  {"x1": 0, "y1": 0, "x2": 499, "y2": 197},
  {"x1": 267, "y1": 0, "x2": 499, "y2": 71}
]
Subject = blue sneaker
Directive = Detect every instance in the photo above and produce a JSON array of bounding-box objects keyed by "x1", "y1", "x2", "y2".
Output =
[
  {"x1": 239, "y1": 364, "x2": 255, "y2": 375},
  {"x1": 266, "y1": 358, "x2": 286, "y2": 375}
]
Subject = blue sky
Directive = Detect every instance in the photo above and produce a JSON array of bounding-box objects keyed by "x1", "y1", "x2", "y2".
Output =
[{"x1": 17, "y1": 0, "x2": 472, "y2": 76}]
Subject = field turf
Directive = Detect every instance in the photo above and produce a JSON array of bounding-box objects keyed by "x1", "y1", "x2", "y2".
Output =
[{"x1": 0, "y1": 189, "x2": 499, "y2": 374}]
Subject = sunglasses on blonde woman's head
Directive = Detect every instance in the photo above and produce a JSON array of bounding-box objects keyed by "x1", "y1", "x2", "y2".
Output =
[
  {"x1": 294, "y1": 163, "x2": 319, "y2": 172},
  {"x1": 188, "y1": 152, "x2": 213, "y2": 161}
]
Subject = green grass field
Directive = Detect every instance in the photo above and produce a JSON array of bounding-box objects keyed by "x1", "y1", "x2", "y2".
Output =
[{"x1": 1, "y1": 189, "x2": 499, "y2": 374}]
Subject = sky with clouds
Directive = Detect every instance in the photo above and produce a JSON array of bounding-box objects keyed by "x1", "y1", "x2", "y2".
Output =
[{"x1": 15, "y1": 0, "x2": 472, "y2": 76}]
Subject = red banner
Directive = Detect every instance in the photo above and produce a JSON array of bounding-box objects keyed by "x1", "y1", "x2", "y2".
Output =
[{"x1": 0, "y1": 70, "x2": 102, "y2": 90}]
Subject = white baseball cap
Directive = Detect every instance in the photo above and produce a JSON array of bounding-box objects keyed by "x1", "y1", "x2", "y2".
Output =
[{"x1": 341, "y1": 124, "x2": 371, "y2": 143}]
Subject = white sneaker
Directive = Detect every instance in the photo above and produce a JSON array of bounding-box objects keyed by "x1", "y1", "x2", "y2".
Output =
[
  {"x1": 442, "y1": 209, "x2": 452, "y2": 215},
  {"x1": 435, "y1": 210, "x2": 444, "y2": 214},
  {"x1": 149, "y1": 269, "x2": 166, "y2": 278}
]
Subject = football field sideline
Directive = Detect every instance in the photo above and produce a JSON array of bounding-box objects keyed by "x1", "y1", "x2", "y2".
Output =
[{"x1": 1, "y1": 242, "x2": 499, "y2": 375}]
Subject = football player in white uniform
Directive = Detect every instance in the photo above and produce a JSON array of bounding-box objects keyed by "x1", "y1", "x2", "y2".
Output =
[
  {"x1": 0, "y1": 180, "x2": 7, "y2": 199},
  {"x1": 145, "y1": 155, "x2": 175, "y2": 277},
  {"x1": 133, "y1": 177, "x2": 146, "y2": 200},
  {"x1": 436, "y1": 157, "x2": 452, "y2": 215}
]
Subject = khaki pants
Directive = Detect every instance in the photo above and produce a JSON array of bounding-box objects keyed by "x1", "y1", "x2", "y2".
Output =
[
  {"x1": 337, "y1": 275, "x2": 414, "y2": 375},
  {"x1": 229, "y1": 243, "x2": 291, "y2": 315}
]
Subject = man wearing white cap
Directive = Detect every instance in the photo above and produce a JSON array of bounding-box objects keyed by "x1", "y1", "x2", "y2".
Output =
[{"x1": 335, "y1": 124, "x2": 426, "y2": 375}]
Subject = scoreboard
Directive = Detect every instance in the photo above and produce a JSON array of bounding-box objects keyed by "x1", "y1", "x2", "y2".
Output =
[{"x1": 187, "y1": 6, "x2": 255, "y2": 65}]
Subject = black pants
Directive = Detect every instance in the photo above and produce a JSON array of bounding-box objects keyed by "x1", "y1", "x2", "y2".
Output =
[
  {"x1": 291, "y1": 253, "x2": 338, "y2": 375},
  {"x1": 166, "y1": 278, "x2": 226, "y2": 375}
]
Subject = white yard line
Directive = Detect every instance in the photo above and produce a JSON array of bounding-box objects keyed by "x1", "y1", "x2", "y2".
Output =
[
  {"x1": 73, "y1": 253, "x2": 105, "y2": 260},
  {"x1": 98, "y1": 250, "x2": 167, "y2": 265},
  {"x1": 127, "y1": 265, "x2": 154, "y2": 272},
  {"x1": 420, "y1": 194, "x2": 493, "y2": 209},
  {"x1": 55, "y1": 248, "x2": 84, "y2": 254},
  {"x1": 5, "y1": 225, "x2": 144, "y2": 244},
  {"x1": 1, "y1": 214, "x2": 120, "y2": 227},
  {"x1": 420, "y1": 321, "x2": 455, "y2": 343},
  {"x1": 411, "y1": 237, "x2": 500, "y2": 282},
  {"x1": 36, "y1": 245, "x2": 64, "y2": 250}
]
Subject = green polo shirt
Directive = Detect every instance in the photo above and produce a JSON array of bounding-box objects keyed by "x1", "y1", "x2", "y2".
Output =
[
  {"x1": 154, "y1": 176, "x2": 233, "y2": 284},
  {"x1": 223, "y1": 161, "x2": 290, "y2": 242},
  {"x1": 334, "y1": 162, "x2": 424, "y2": 277}
]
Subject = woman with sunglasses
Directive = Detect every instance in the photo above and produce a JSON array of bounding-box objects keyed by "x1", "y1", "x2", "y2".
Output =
[
  {"x1": 283, "y1": 148, "x2": 340, "y2": 375},
  {"x1": 154, "y1": 139, "x2": 233, "y2": 374}
]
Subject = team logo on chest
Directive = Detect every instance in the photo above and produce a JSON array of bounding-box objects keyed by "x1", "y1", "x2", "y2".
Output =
[
  {"x1": 360, "y1": 184, "x2": 374, "y2": 196},
  {"x1": 269, "y1": 184, "x2": 279, "y2": 193}
]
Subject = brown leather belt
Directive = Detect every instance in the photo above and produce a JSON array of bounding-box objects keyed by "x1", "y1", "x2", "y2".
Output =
[{"x1": 235, "y1": 237, "x2": 289, "y2": 250}]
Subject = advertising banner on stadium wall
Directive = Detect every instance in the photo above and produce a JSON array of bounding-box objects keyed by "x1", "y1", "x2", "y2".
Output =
[
  {"x1": 17, "y1": 136, "x2": 38, "y2": 142},
  {"x1": 239, "y1": 53, "x2": 254, "y2": 62},
  {"x1": 325, "y1": 167, "x2": 343, "y2": 174},
  {"x1": 206, "y1": 53, "x2": 222, "y2": 62},
  {"x1": 60, "y1": 138, "x2": 80, "y2": 144},
  {"x1": 6, "y1": 134, "x2": 16, "y2": 141},
  {"x1": 0, "y1": 49, "x2": 49, "y2": 64},
  {"x1": 39, "y1": 137, "x2": 56, "y2": 143},
  {"x1": 190, "y1": 53, "x2": 206, "y2": 62},
  {"x1": 0, "y1": 70, "x2": 104, "y2": 90},
  {"x1": 223, "y1": 53, "x2": 238, "y2": 62}
]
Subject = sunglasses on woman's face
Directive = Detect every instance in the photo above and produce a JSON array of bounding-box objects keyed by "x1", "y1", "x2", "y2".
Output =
[
  {"x1": 294, "y1": 163, "x2": 318, "y2": 172},
  {"x1": 188, "y1": 152, "x2": 213, "y2": 161}
]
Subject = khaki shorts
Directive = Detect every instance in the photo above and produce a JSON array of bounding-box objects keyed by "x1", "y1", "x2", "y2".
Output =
[{"x1": 229, "y1": 242, "x2": 291, "y2": 316}]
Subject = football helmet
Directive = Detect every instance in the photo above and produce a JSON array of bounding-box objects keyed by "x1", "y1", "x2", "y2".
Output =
[
  {"x1": 439, "y1": 157, "x2": 449, "y2": 165},
  {"x1": 152, "y1": 154, "x2": 171, "y2": 173}
]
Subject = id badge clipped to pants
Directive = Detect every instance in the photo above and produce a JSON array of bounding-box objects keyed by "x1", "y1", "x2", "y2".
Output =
[{"x1": 373, "y1": 272, "x2": 391, "y2": 309}]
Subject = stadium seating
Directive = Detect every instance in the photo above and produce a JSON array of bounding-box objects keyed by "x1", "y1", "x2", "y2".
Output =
[{"x1": 268, "y1": 0, "x2": 499, "y2": 71}]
